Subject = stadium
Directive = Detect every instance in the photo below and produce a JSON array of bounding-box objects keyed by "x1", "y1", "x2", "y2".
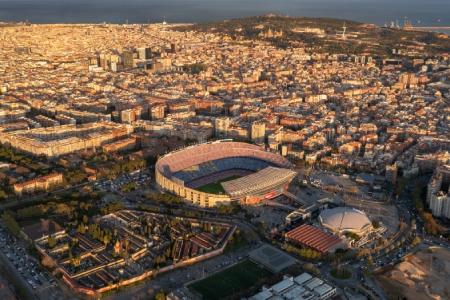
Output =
[
  {"x1": 155, "y1": 140, "x2": 297, "y2": 207},
  {"x1": 318, "y1": 207, "x2": 373, "y2": 236}
]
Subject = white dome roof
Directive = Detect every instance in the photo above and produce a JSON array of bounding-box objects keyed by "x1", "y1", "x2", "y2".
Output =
[{"x1": 319, "y1": 207, "x2": 372, "y2": 234}]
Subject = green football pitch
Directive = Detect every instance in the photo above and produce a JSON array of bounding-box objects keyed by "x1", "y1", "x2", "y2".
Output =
[
  {"x1": 189, "y1": 260, "x2": 270, "y2": 300},
  {"x1": 196, "y1": 175, "x2": 241, "y2": 194}
]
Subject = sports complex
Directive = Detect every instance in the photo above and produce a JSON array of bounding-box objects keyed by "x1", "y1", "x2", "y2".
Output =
[
  {"x1": 319, "y1": 207, "x2": 373, "y2": 236},
  {"x1": 155, "y1": 140, "x2": 297, "y2": 207}
]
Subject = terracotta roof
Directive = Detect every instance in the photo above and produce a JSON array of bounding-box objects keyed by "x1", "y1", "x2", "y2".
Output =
[{"x1": 285, "y1": 224, "x2": 342, "y2": 253}]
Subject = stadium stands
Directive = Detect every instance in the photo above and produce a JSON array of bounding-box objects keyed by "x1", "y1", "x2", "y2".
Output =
[
  {"x1": 173, "y1": 157, "x2": 272, "y2": 183},
  {"x1": 222, "y1": 167, "x2": 297, "y2": 198},
  {"x1": 157, "y1": 141, "x2": 292, "y2": 177},
  {"x1": 155, "y1": 141, "x2": 296, "y2": 207}
]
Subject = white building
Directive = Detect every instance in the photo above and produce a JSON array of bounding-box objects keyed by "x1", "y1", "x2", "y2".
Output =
[{"x1": 249, "y1": 273, "x2": 337, "y2": 300}]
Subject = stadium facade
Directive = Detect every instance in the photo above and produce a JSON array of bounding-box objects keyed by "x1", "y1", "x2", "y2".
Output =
[{"x1": 155, "y1": 140, "x2": 296, "y2": 207}]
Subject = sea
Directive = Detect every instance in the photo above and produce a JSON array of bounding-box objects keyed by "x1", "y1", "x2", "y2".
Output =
[{"x1": 0, "y1": 0, "x2": 449, "y2": 34}]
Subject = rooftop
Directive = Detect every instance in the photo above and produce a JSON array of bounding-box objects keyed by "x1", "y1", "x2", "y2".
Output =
[{"x1": 285, "y1": 224, "x2": 343, "y2": 253}]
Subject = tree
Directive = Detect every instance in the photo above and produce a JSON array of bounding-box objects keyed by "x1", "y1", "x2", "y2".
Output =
[
  {"x1": 187, "y1": 63, "x2": 206, "y2": 74},
  {"x1": 302, "y1": 263, "x2": 320, "y2": 276},
  {"x1": 65, "y1": 169, "x2": 87, "y2": 185},
  {"x1": 54, "y1": 203, "x2": 73, "y2": 216},
  {"x1": 100, "y1": 201, "x2": 124, "y2": 215},
  {"x1": 77, "y1": 224, "x2": 86, "y2": 234},
  {"x1": 71, "y1": 255, "x2": 81, "y2": 267},
  {"x1": 366, "y1": 254, "x2": 374, "y2": 268},
  {"x1": 395, "y1": 177, "x2": 407, "y2": 197},
  {"x1": 2, "y1": 212, "x2": 21, "y2": 237},
  {"x1": 155, "y1": 290, "x2": 166, "y2": 300},
  {"x1": 41, "y1": 255, "x2": 56, "y2": 268},
  {"x1": 345, "y1": 232, "x2": 360, "y2": 241},
  {"x1": 48, "y1": 235, "x2": 57, "y2": 248},
  {"x1": 17, "y1": 205, "x2": 48, "y2": 219},
  {"x1": 103, "y1": 234, "x2": 111, "y2": 246},
  {"x1": 120, "y1": 182, "x2": 137, "y2": 193},
  {"x1": 422, "y1": 212, "x2": 443, "y2": 235},
  {"x1": 165, "y1": 248, "x2": 171, "y2": 259},
  {"x1": 371, "y1": 220, "x2": 380, "y2": 229},
  {"x1": 411, "y1": 236, "x2": 421, "y2": 247},
  {"x1": 358, "y1": 248, "x2": 371, "y2": 258},
  {"x1": 216, "y1": 203, "x2": 241, "y2": 214},
  {"x1": 305, "y1": 248, "x2": 313, "y2": 259}
]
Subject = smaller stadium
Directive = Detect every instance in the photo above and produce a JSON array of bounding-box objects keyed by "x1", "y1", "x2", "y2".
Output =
[
  {"x1": 318, "y1": 207, "x2": 373, "y2": 236},
  {"x1": 155, "y1": 141, "x2": 297, "y2": 207}
]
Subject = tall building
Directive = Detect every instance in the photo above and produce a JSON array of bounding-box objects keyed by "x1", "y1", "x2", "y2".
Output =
[
  {"x1": 14, "y1": 173, "x2": 64, "y2": 195},
  {"x1": 385, "y1": 163, "x2": 398, "y2": 185},
  {"x1": 137, "y1": 47, "x2": 152, "y2": 60},
  {"x1": 251, "y1": 121, "x2": 266, "y2": 144},
  {"x1": 149, "y1": 57, "x2": 172, "y2": 73},
  {"x1": 122, "y1": 50, "x2": 135, "y2": 69},
  {"x1": 150, "y1": 105, "x2": 166, "y2": 120},
  {"x1": 215, "y1": 117, "x2": 230, "y2": 138},
  {"x1": 427, "y1": 165, "x2": 450, "y2": 218},
  {"x1": 170, "y1": 43, "x2": 177, "y2": 53}
]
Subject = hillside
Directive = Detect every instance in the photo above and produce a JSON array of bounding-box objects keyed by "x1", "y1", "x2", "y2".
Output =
[{"x1": 175, "y1": 15, "x2": 450, "y2": 57}]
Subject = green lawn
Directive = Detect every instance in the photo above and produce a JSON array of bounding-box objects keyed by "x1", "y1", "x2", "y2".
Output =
[
  {"x1": 196, "y1": 175, "x2": 241, "y2": 194},
  {"x1": 189, "y1": 260, "x2": 270, "y2": 300}
]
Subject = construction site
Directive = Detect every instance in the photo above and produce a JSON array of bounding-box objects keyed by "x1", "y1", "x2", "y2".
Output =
[{"x1": 376, "y1": 246, "x2": 450, "y2": 300}]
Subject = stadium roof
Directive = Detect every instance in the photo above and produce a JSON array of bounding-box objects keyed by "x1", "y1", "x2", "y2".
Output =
[
  {"x1": 285, "y1": 224, "x2": 343, "y2": 253},
  {"x1": 156, "y1": 140, "x2": 293, "y2": 175},
  {"x1": 221, "y1": 166, "x2": 296, "y2": 197},
  {"x1": 319, "y1": 207, "x2": 372, "y2": 234}
]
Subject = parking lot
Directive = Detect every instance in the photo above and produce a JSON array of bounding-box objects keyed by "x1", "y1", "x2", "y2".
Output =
[
  {"x1": 245, "y1": 202, "x2": 292, "y2": 230},
  {"x1": 94, "y1": 169, "x2": 152, "y2": 193},
  {"x1": 0, "y1": 225, "x2": 65, "y2": 300}
]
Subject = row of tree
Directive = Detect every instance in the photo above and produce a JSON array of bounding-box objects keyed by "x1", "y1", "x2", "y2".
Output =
[
  {"x1": 86, "y1": 223, "x2": 113, "y2": 246},
  {"x1": 15, "y1": 202, "x2": 74, "y2": 220},
  {"x1": 1, "y1": 211, "x2": 21, "y2": 237},
  {"x1": 100, "y1": 158, "x2": 147, "y2": 179},
  {"x1": 147, "y1": 192, "x2": 184, "y2": 206},
  {"x1": 411, "y1": 183, "x2": 444, "y2": 235},
  {"x1": 283, "y1": 243, "x2": 323, "y2": 260}
]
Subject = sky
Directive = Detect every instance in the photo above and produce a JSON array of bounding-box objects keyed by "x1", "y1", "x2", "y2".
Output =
[{"x1": 0, "y1": 0, "x2": 448, "y2": 25}]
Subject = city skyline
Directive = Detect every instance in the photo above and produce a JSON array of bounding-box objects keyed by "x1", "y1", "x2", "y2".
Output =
[
  {"x1": 0, "y1": 0, "x2": 450, "y2": 28},
  {"x1": 0, "y1": 3, "x2": 449, "y2": 300}
]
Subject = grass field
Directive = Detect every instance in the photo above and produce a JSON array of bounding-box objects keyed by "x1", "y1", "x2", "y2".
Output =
[
  {"x1": 189, "y1": 260, "x2": 270, "y2": 300},
  {"x1": 196, "y1": 175, "x2": 241, "y2": 194}
]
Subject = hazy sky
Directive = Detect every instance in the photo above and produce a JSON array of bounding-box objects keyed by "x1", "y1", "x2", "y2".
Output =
[{"x1": 0, "y1": 0, "x2": 448, "y2": 25}]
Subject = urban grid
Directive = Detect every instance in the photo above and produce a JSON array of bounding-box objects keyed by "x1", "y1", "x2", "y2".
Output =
[{"x1": 0, "y1": 11, "x2": 449, "y2": 300}]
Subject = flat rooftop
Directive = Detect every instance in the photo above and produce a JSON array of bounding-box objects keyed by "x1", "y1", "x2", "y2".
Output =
[{"x1": 249, "y1": 244, "x2": 297, "y2": 273}]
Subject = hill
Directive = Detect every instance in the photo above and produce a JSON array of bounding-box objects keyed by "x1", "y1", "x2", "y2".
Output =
[{"x1": 175, "y1": 15, "x2": 450, "y2": 57}]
